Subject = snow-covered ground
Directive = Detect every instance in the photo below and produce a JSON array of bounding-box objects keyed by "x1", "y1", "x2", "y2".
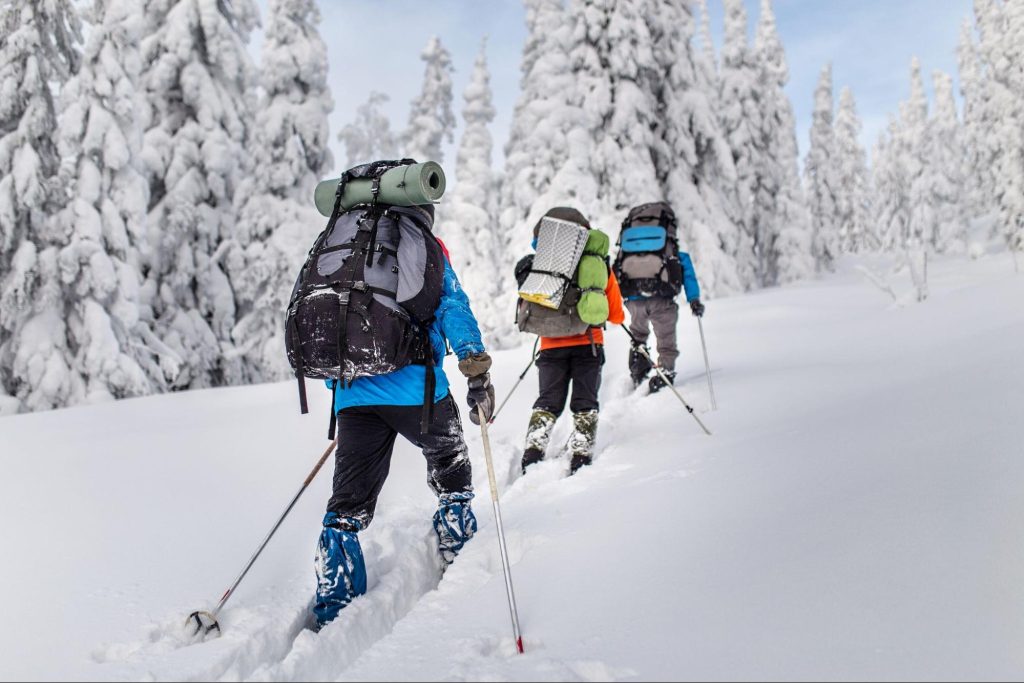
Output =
[{"x1": 2, "y1": 254, "x2": 1022, "y2": 682}]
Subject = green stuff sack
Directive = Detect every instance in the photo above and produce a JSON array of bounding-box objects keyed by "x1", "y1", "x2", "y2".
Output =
[{"x1": 575, "y1": 229, "x2": 610, "y2": 326}]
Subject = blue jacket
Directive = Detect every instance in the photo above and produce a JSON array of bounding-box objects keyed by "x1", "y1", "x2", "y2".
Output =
[
  {"x1": 679, "y1": 252, "x2": 701, "y2": 302},
  {"x1": 625, "y1": 251, "x2": 702, "y2": 303},
  {"x1": 327, "y1": 258, "x2": 485, "y2": 412}
]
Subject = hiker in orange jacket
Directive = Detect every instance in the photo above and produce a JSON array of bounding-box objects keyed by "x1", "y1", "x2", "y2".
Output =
[{"x1": 517, "y1": 207, "x2": 625, "y2": 475}]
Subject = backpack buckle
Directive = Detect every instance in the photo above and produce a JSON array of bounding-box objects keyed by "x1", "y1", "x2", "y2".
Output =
[{"x1": 351, "y1": 281, "x2": 369, "y2": 292}]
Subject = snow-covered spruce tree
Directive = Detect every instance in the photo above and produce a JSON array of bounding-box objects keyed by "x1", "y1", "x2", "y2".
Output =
[
  {"x1": 927, "y1": 70, "x2": 968, "y2": 253},
  {"x1": 338, "y1": 91, "x2": 398, "y2": 169},
  {"x1": 717, "y1": 0, "x2": 762, "y2": 288},
  {"x1": 139, "y1": 0, "x2": 259, "y2": 391},
  {"x1": 872, "y1": 115, "x2": 911, "y2": 253},
  {"x1": 754, "y1": 0, "x2": 813, "y2": 285},
  {"x1": 230, "y1": 0, "x2": 333, "y2": 383},
  {"x1": 977, "y1": 0, "x2": 1024, "y2": 258},
  {"x1": 956, "y1": 17, "x2": 999, "y2": 234},
  {"x1": 646, "y1": 0, "x2": 742, "y2": 296},
  {"x1": 498, "y1": 0, "x2": 581, "y2": 270},
  {"x1": 565, "y1": 0, "x2": 661, "y2": 229},
  {"x1": 804, "y1": 63, "x2": 841, "y2": 271},
  {"x1": 903, "y1": 57, "x2": 932, "y2": 251},
  {"x1": 833, "y1": 87, "x2": 873, "y2": 253},
  {"x1": 403, "y1": 36, "x2": 455, "y2": 165},
  {"x1": 446, "y1": 40, "x2": 509, "y2": 348},
  {"x1": 51, "y1": 0, "x2": 165, "y2": 408},
  {"x1": 0, "y1": 0, "x2": 82, "y2": 412}
]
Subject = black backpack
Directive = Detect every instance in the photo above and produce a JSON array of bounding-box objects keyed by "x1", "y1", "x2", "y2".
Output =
[
  {"x1": 285, "y1": 160, "x2": 445, "y2": 437},
  {"x1": 612, "y1": 202, "x2": 684, "y2": 299}
]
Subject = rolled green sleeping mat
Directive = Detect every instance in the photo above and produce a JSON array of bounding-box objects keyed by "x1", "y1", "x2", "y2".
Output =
[{"x1": 314, "y1": 161, "x2": 446, "y2": 217}]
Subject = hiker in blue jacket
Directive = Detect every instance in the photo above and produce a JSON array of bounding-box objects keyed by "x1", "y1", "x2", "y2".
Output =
[
  {"x1": 314, "y1": 238, "x2": 495, "y2": 629},
  {"x1": 613, "y1": 202, "x2": 705, "y2": 393}
]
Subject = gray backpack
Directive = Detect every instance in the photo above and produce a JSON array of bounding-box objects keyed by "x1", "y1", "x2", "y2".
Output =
[{"x1": 513, "y1": 254, "x2": 591, "y2": 338}]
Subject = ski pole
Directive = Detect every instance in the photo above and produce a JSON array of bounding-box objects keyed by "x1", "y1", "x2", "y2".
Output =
[
  {"x1": 620, "y1": 325, "x2": 712, "y2": 436},
  {"x1": 696, "y1": 317, "x2": 717, "y2": 411},
  {"x1": 478, "y1": 405, "x2": 526, "y2": 654},
  {"x1": 490, "y1": 337, "x2": 539, "y2": 424},
  {"x1": 187, "y1": 438, "x2": 338, "y2": 637}
]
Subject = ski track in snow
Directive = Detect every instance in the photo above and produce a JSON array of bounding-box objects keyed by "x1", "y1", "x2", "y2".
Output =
[{"x1": 91, "y1": 509, "x2": 451, "y2": 682}]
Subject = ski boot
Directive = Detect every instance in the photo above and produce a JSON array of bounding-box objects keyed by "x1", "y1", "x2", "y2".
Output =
[
  {"x1": 521, "y1": 409, "x2": 556, "y2": 473},
  {"x1": 313, "y1": 513, "x2": 367, "y2": 629},
  {"x1": 433, "y1": 492, "x2": 478, "y2": 567},
  {"x1": 649, "y1": 370, "x2": 676, "y2": 394},
  {"x1": 568, "y1": 410, "x2": 598, "y2": 475}
]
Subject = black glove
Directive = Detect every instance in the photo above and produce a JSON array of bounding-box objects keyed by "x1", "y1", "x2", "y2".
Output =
[
  {"x1": 689, "y1": 299, "x2": 705, "y2": 317},
  {"x1": 466, "y1": 373, "x2": 495, "y2": 425}
]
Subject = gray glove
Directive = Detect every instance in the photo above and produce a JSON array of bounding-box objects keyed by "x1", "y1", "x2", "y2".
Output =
[{"x1": 466, "y1": 373, "x2": 495, "y2": 425}]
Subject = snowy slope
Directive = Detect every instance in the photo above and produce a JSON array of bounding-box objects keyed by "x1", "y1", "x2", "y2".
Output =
[{"x1": 1, "y1": 254, "x2": 1023, "y2": 681}]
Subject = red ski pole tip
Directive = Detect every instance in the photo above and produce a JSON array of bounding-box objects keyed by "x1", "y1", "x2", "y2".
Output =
[{"x1": 516, "y1": 637, "x2": 525, "y2": 654}]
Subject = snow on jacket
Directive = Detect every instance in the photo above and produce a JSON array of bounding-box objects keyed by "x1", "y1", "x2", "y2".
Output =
[{"x1": 327, "y1": 248, "x2": 485, "y2": 412}]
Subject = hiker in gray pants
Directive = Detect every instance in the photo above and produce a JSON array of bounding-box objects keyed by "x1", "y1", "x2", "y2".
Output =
[
  {"x1": 626, "y1": 297, "x2": 681, "y2": 383},
  {"x1": 614, "y1": 202, "x2": 706, "y2": 392},
  {"x1": 625, "y1": 273, "x2": 704, "y2": 392}
]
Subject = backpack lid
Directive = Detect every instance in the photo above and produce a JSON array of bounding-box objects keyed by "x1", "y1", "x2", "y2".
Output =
[{"x1": 623, "y1": 202, "x2": 677, "y2": 233}]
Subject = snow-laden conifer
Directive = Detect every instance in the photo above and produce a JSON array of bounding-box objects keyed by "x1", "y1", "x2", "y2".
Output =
[
  {"x1": 404, "y1": 36, "x2": 455, "y2": 165},
  {"x1": 52, "y1": 0, "x2": 163, "y2": 406},
  {"x1": 446, "y1": 41, "x2": 510, "y2": 348},
  {"x1": 498, "y1": 0, "x2": 579, "y2": 270},
  {"x1": 139, "y1": 0, "x2": 259, "y2": 390},
  {"x1": 833, "y1": 87, "x2": 873, "y2": 253},
  {"x1": 804, "y1": 64, "x2": 841, "y2": 271},
  {"x1": 647, "y1": 0, "x2": 741, "y2": 295},
  {"x1": 926, "y1": 71, "x2": 968, "y2": 253},
  {"x1": 0, "y1": 0, "x2": 82, "y2": 411},
  {"x1": 755, "y1": 0, "x2": 814, "y2": 285},
  {"x1": 230, "y1": 0, "x2": 334, "y2": 382},
  {"x1": 339, "y1": 92, "x2": 398, "y2": 169}
]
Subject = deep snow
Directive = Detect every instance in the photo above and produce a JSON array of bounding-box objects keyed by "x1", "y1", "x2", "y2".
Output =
[{"x1": 1, "y1": 254, "x2": 1022, "y2": 681}]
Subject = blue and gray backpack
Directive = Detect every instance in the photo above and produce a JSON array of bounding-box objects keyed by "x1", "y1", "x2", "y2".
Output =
[{"x1": 613, "y1": 202, "x2": 684, "y2": 299}]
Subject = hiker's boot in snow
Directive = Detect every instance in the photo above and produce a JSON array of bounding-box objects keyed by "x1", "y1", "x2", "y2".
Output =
[
  {"x1": 314, "y1": 513, "x2": 367, "y2": 628},
  {"x1": 521, "y1": 447, "x2": 545, "y2": 473},
  {"x1": 433, "y1": 492, "x2": 478, "y2": 567},
  {"x1": 522, "y1": 409, "x2": 556, "y2": 473},
  {"x1": 629, "y1": 344, "x2": 653, "y2": 388},
  {"x1": 569, "y1": 453, "x2": 592, "y2": 475},
  {"x1": 649, "y1": 371, "x2": 676, "y2": 394},
  {"x1": 568, "y1": 410, "x2": 598, "y2": 475}
]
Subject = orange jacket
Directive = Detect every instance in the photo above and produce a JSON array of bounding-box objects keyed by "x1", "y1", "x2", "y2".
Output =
[{"x1": 540, "y1": 272, "x2": 626, "y2": 351}]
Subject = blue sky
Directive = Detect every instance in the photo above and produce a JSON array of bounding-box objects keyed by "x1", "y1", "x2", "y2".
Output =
[{"x1": 278, "y1": 0, "x2": 975, "y2": 172}]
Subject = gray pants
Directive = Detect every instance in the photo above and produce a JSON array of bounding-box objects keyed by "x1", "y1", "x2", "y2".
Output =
[{"x1": 626, "y1": 298, "x2": 680, "y2": 372}]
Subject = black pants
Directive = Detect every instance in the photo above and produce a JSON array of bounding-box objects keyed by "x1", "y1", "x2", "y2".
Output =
[
  {"x1": 326, "y1": 394, "x2": 472, "y2": 528},
  {"x1": 534, "y1": 345, "x2": 605, "y2": 416}
]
